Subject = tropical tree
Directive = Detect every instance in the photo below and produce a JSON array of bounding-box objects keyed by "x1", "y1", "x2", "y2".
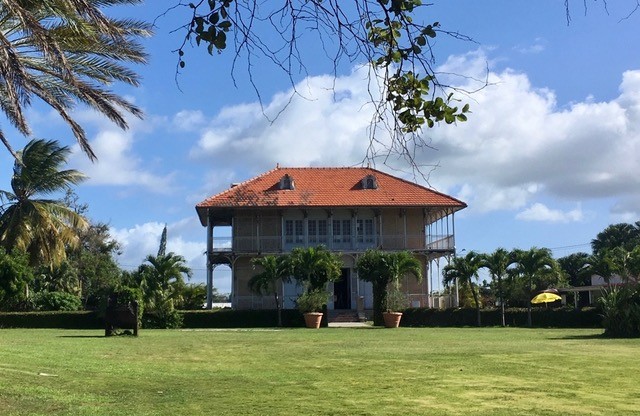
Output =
[
  {"x1": 249, "y1": 254, "x2": 291, "y2": 327},
  {"x1": 558, "y1": 252, "x2": 592, "y2": 287},
  {"x1": 356, "y1": 250, "x2": 422, "y2": 326},
  {"x1": 56, "y1": 191, "x2": 126, "y2": 308},
  {"x1": 442, "y1": 251, "x2": 483, "y2": 326},
  {"x1": 71, "y1": 222, "x2": 123, "y2": 309},
  {"x1": 591, "y1": 222, "x2": 640, "y2": 256},
  {"x1": 33, "y1": 259, "x2": 79, "y2": 295},
  {"x1": 289, "y1": 246, "x2": 342, "y2": 292},
  {"x1": 174, "y1": 283, "x2": 208, "y2": 310},
  {"x1": 137, "y1": 252, "x2": 192, "y2": 312},
  {"x1": 0, "y1": 0, "x2": 150, "y2": 159},
  {"x1": 480, "y1": 248, "x2": 511, "y2": 327},
  {"x1": 0, "y1": 247, "x2": 33, "y2": 310},
  {"x1": 510, "y1": 247, "x2": 557, "y2": 328},
  {"x1": 0, "y1": 139, "x2": 88, "y2": 269}
]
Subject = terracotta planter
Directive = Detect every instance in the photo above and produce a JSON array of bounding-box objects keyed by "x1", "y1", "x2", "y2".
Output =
[
  {"x1": 303, "y1": 312, "x2": 323, "y2": 329},
  {"x1": 382, "y1": 311, "x2": 402, "y2": 328}
]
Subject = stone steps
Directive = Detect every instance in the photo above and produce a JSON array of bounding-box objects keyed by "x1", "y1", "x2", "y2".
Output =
[{"x1": 328, "y1": 309, "x2": 360, "y2": 323}]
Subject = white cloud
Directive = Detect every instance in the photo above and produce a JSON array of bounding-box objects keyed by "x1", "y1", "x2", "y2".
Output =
[
  {"x1": 516, "y1": 203, "x2": 584, "y2": 223},
  {"x1": 419, "y1": 51, "x2": 640, "y2": 218},
  {"x1": 456, "y1": 183, "x2": 539, "y2": 213},
  {"x1": 181, "y1": 49, "x2": 640, "y2": 221},
  {"x1": 108, "y1": 218, "x2": 229, "y2": 291},
  {"x1": 514, "y1": 38, "x2": 546, "y2": 54},
  {"x1": 172, "y1": 110, "x2": 207, "y2": 132},
  {"x1": 188, "y1": 67, "x2": 375, "y2": 172},
  {"x1": 111, "y1": 219, "x2": 204, "y2": 266},
  {"x1": 69, "y1": 125, "x2": 176, "y2": 193}
]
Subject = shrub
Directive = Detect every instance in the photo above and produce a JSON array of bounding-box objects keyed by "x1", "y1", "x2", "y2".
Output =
[
  {"x1": 599, "y1": 286, "x2": 640, "y2": 338},
  {"x1": 386, "y1": 289, "x2": 409, "y2": 312},
  {"x1": 142, "y1": 306, "x2": 183, "y2": 329},
  {"x1": 295, "y1": 289, "x2": 328, "y2": 313},
  {"x1": 32, "y1": 291, "x2": 82, "y2": 311}
]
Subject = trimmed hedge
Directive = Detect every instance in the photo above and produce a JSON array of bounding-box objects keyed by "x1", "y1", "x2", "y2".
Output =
[
  {"x1": 180, "y1": 309, "x2": 306, "y2": 328},
  {"x1": 0, "y1": 311, "x2": 103, "y2": 329},
  {"x1": 0, "y1": 309, "x2": 307, "y2": 329},
  {"x1": 1, "y1": 307, "x2": 602, "y2": 329},
  {"x1": 401, "y1": 307, "x2": 602, "y2": 328}
]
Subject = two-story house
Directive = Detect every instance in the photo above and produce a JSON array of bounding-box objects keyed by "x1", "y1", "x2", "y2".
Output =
[{"x1": 195, "y1": 166, "x2": 466, "y2": 315}]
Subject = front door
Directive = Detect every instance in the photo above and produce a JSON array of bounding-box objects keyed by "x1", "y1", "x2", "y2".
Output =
[{"x1": 334, "y1": 268, "x2": 351, "y2": 309}]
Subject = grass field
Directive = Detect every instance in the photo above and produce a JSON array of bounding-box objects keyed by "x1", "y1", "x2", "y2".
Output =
[{"x1": 0, "y1": 327, "x2": 638, "y2": 416}]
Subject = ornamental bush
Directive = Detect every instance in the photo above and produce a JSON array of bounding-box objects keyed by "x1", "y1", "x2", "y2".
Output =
[
  {"x1": 599, "y1": 286, "x2": 640, "y2": 338},
  {"x1": 32, "y1": 291, "x2": 82, "y2": 311}
]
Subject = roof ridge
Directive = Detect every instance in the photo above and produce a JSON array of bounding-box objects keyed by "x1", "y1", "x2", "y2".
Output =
[{"x1": 274, "y1": 166, "x2": 374, "y2": 170}]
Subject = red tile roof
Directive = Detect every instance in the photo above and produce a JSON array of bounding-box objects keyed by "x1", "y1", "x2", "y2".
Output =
[{"x1": 196, "y1": 167, "x2": 466, "y2": 224}]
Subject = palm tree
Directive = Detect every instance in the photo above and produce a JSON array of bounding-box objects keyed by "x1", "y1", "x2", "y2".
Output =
[
  {"x1": 0, "y1": 139, "x2": 87, "y2": 269},
  {"x1": 289, "y1": 246, "x2": 342, "y2": 292},
  {"x1": 0, "y1": 0, "x2": 150, "y2": 160},
  {"x1": 510, "y1": 247, "x2": 556, "y2": 327},
  {"x1": 138, "y1": 252, "x2": 192, "y2": 313},
  {"x1": 249, "y1": 255, "x2": 291, "y2": 327},
  {"x1": 443, "y1": 251, "x2": 483, "y2": 326},
  {"x1": 356, "y1": 250, "x2": 422, "y2": 326},
  {"x1": 557, "y1": 252, "x2": 591, "y2": 307},
  {"x1": 558, "y1": 252, "x2": 592, "y2": 287},
  {"x1": 481, "y1": 248, "x2": 511, "y2": 327},
  {"x1": 591, "y1": 223, "x2": 640, "y2": 256}
]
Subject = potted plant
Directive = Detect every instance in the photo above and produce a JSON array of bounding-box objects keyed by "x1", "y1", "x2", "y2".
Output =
[
  {"x1": 356, "y1": 250, "x2": 422, "y2": 327},
  {"x1": 383, "y1": 288, "x2": 409, "y2": 328},
  {"x1": 296, "y1": 289, "x2": 328, "y2": 328}
]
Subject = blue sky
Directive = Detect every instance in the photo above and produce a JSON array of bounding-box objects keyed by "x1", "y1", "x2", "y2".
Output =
[{"x1": 2, "y1": 1, "x2": 640, "y2": 294}]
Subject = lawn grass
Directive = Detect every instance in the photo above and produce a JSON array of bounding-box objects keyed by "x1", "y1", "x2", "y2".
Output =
[{"x1": 0, "y1": 327, "x2": 638, "y2": 415}]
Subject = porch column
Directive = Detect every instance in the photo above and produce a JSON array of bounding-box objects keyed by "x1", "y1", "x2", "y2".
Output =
[
  {"x1": 402, "y1": 209, "x2": 407, "y2": 249},
  {"x1": 352, "y1": 209, "x2": 357, "y2": 250},
  {"x1": 256, "y1": 214, "x2": 261, "y2": 253},
  {"x1": 206, "y1": 211, "x2": 213, "y2": 309},
  {"x1": 425, "y1": 260, "x2": 430, "y2": 308},
  {"x1": 328, "y1": 210, "x2": 334, "y2": 250}
]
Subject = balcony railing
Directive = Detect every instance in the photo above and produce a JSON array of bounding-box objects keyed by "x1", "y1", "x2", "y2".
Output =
[{"x1": 210, "y1": 234, "x2": 454, "y2": 253}]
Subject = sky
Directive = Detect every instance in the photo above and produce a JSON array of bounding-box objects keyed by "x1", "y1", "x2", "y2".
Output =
[{"x1": 2, "y1": 1, "x2": 640, "y2": 294}]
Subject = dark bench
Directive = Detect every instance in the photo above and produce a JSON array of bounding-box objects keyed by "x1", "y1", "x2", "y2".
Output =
[{"x1": 105, "y1": 295, "x2": 139, "y2": 336}]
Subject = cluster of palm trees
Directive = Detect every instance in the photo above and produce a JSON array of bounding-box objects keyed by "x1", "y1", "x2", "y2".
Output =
[
  {"x1": 443, "y1": 226, "x2": 640, "y2": 329},
  {"x1": 249, "y1": 246, "x2": 343, "y2": 326},
  {"x1": 249, "y1": 247, "x2": 423, "y2": 326},
  {"x1": 442, "y1": 247, "x2": 559, "y2": 327}
]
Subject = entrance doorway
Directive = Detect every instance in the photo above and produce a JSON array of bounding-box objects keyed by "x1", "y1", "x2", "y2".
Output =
[{"x1": 333, "y1": 268, "x2": 351, "y2": 309}]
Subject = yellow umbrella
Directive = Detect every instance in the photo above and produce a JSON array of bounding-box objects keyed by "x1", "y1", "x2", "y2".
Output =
[{"x1": 531, "y1": 292, "x2": 561, "y2": 304}]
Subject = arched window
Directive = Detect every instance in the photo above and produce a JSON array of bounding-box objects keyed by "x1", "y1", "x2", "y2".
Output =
[
  {"x1": 362, "y1": 174, "x2": 378, "y2": 189},
  {"x1": 280, "y1": 174, "x2": 295, "y2": 190}
]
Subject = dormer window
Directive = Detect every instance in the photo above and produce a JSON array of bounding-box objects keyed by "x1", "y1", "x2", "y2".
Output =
[
  {"x1": 362, "y1": 174, "x2": 378, "y2": 190},
  {"x1": 280, "y1": 174, "x2": 295, "y2": 190}
]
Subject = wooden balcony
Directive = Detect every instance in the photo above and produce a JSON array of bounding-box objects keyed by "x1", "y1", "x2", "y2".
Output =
[{"x1": 209, "y1": 233, "x2": 455, "y2": 256}]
